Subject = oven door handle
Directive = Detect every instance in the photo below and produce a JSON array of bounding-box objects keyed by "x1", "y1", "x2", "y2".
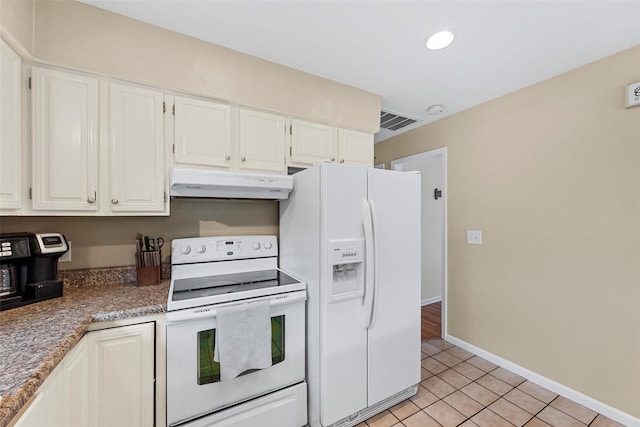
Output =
[{"x1": 166, "y1": 290, "x2": 307, "y2": 323}]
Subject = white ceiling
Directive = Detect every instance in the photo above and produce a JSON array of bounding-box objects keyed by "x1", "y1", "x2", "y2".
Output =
[{"x1": 83, "y1": 1, "x2": 640, "y2": 143}]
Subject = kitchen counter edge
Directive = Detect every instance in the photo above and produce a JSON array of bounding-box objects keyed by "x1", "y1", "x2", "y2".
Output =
[{"x1": 0, "y1": 280, "x2": 170, "y2": 427}]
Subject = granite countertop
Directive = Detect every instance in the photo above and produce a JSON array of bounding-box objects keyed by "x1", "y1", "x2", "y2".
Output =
[{"x1": 0, "y1": 280, "x2": 170, "y2": 427}]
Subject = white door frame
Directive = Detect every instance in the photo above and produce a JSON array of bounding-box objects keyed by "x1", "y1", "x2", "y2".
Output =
[{"x1": 391, "y1": 147, "x2": 447, "y2": 338}]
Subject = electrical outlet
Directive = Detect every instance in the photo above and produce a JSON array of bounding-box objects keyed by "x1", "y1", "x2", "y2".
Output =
[
  {"x1": 60, "y1": 241, "x2": 72, "y2": 262},
  {"x1": 467, "y1": 230, "x2": 482, "y2": 245}
]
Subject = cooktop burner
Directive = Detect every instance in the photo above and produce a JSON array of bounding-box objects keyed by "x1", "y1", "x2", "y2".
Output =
[
  {"x1": 167, "y1": 235, "x2": 305, "y2": 312},
  {"x1": 171, "y1": 269, "x2": 301, "y2": 302}
]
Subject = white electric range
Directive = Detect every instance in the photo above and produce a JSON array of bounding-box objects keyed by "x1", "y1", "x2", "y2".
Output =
[{"x1": 166, "y1": 235, "x2": 307, "y2": 427}]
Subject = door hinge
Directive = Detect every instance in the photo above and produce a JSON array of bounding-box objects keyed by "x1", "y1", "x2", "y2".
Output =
[
  {"x1": 289, "y1": 125, "x2": 292, "y2": 135},
  {"x1": 29, "y1": 187, "x2": 32, "y2": 199},
  {"x1": 173, "y1": 104, "x2": 175, "y2": 115},
  {"x1": 172, "y1": 143, "x2": 175, "y2": 154},
  {"x1": 289, "y1": 146, "x2": 292, "y2": 156},
  {"x1": 28, "y1": 77, "x2": 31, "y2": 90},
  {"x1": 164, "y1": 192, "x2": 167, "y2": 203},
  {"x1": 163, "y1": 101, "x2": 166, "y2": 114}
]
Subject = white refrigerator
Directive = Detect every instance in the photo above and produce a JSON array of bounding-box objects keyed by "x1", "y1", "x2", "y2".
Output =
[{"x1": 279, "y1": 163, "x2": 421, "y2": 427}]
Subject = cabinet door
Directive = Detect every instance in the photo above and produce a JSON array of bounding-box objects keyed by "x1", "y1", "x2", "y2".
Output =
[
  {"x1": 0, "y1": 40, "x2": 22, "y2": 210},
  {"x1": 13, "y1": 369, "x2": 61, "y2": 427},
  {"x1": 238, "y1": 109, "x2": 286, "y2": 174},
  {"x1": 88, "y1": 322, "x2": 155, "y2": 427},
  {"x1": 338, "y1": 129, "x2": 373, "y2": 167},
  {"x1": 60, "y1": 336, "x2": 89, "y2": 427},
  {"x1": 174, "y1": 96, "x2": 232, "y2": 169},
  {"x1": 108, "y1": 83, "x2": 165, "y2": 213},
  {"x1": 288, "y1": 119, "x2": 337, "y2": 168},
  {"x1": 32, "y1": 67, "x2": 99, "y2": 211}
]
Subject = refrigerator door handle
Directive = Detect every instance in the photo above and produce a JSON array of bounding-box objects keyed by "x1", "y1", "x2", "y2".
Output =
[
  {"x1": 369, "y1": 199, "x2": 380, "y2": 329},
  {"x1": 361, "y1": 199, "x2": 375, "y2": 329}
]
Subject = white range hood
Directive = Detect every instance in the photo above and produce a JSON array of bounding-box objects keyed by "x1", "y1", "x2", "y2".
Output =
[{"x1": 169, "y1": 168, "x2": 293, "y2": 200}]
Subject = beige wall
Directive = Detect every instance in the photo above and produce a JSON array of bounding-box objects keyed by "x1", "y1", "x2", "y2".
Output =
[
  {"x1": 0, "y1": 199, "x2": 279, "y2": 270},
  {"x1": 0, "y1": 0, "x2": 34, "y2": 58},
  {"x1": 26, "y1": 0, "x2": 379, "y2": 133},
  {"x1": 375, "y1": 46, "x2": 640, "y2": 418}
]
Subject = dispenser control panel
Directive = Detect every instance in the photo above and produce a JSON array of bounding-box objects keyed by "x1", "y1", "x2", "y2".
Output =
[
  {"x1": 331, "y1": 242, "x2": 364, "y2": 265},
  {"x1": 328, "y1": 238, "x2": 365, "y2": 302}
]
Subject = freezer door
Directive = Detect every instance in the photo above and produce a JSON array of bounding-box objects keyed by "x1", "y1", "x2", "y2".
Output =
[
  {"x1": 366, "y1": 168, "x2": 421, "y2": 405},
  {"x1": 319, "y1": 164, "x2": 368, "y2": 425}
]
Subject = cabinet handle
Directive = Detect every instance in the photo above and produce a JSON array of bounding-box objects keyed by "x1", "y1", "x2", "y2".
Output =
[
  {"x1": 330, "y1": 157, "x2": 335, "y2": 162},
  {"x1": 111, "y1": 198, "x2": 119, "y2": 205},
  {"x1": 241, "y1": 156, "x2": 246, "y2": 162},
  {"x1": 225, "y1": 155, "x2": 231, "y2": 160},
  {"x1": 340, "y1": 159, "x2": 345, "y2": 163},
  {"x1": 87, "y1": 192, "x2": 96, "y2": 204}
]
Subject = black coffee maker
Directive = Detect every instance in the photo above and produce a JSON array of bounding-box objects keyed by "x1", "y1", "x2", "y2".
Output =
[{"x1": 0, "y1": 232, "x2": 68, "y2": 311}]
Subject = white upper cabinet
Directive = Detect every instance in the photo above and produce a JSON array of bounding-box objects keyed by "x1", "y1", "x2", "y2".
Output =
[
  {"x1": 237, "y1": 108, "x2": 286, "y2": 174},
  {"x1": 174, "y1": 95, "x2": 232, "y2": 169},
  {"x1": 106, "y1": 82, "x2": 165, "y2": 213},
  {"x1": 0, "y1": 40, "x2": 22, "y2": 210},
  {"x1": 288, "y1": 119, "x2": 337, "y2": 168},
  {"x1": 31, "y1": 67, "x2": 99, "y2": 211},
  {"x1": 30, "y1": 66, "x2": 167, "y2": 215},
  {"x1": 338, "y1": 128, "x2": 374, "y2": 167}
]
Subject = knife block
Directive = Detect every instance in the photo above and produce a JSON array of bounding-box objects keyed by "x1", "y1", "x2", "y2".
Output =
[{"x1": 136, "y1": 250, "x2": 161, "y2": 286}]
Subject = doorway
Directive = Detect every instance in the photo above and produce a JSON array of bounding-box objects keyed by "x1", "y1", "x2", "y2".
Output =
[{"x1": 391, "y1": 147, "x2": 447, "y2": 338}]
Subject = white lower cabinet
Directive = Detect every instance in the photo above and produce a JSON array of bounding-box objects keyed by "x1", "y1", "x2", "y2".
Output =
[
  {"x1": 12, "y1": 362, "x2": 62, "y2": 427},
  {"x1": 60, "y1": 336, "x2": 90, "y2": 426},
  {"x1": 13, "y1": 336, "x2": 88, "y2": 427},
  {"x1": 88, "y1": 322, "x2": 155, "y2": 427},
  {"x1": 13, "y1": 322, "x2": 155, "y2": 427}
]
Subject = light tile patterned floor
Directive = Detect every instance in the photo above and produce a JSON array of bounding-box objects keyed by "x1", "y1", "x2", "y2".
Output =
[{"x1": 356, "y1": 339, "x2": 625, "y2": 427}]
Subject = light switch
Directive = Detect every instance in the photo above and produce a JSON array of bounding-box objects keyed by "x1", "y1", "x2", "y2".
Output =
[{"x1": 467, "y1": 230, "x2": 482, "y2": 245}]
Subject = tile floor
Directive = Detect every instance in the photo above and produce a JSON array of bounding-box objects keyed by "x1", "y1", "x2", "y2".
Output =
[{"x1": 356, "y1": 339, "x2": 625, "y2": 427}]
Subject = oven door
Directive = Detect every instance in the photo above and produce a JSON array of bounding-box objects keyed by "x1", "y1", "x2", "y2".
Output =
[{"x1": 166, "y1": 290, "x2": 306, "y2": 426}]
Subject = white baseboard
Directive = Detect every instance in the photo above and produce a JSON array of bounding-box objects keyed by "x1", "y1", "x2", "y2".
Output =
[
  {"x1": 445, "y1": 334, "x2": 640, "y2": 427},
  {"x1": 421, "y1": 296, "x2": 442, "y2": 306}
]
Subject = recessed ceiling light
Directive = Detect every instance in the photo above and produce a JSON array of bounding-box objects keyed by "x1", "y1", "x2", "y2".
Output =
[
  {"x1": 425, "y1": 31, "x2": 455, "y2": 50},
  {"x1": 427, "y1": 104, "x2": 446, "y2": 115}
]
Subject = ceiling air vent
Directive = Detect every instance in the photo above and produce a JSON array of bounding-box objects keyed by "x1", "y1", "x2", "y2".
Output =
[{"x1": 380, "y1": 111, "x2": 418, "y2": 131}]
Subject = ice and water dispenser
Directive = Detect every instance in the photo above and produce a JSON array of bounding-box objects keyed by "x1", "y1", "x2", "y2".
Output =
[{"x1": 328, "y1": 239, "x2": 365, "y2": 301}]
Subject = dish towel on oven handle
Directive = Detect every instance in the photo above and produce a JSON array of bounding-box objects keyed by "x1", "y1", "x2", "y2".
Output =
[{"x1": 213, "y1": 299, "x2": 273, "y2": 381}]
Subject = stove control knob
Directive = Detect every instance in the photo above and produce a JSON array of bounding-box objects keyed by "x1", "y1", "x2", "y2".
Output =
[
  {"x1": 264, "y1": 241, "x2": 273, "y2": 250},
  {"x1": 181, "y1": 245, "x2": 191, "y2": 255},
  {"x1": 196, "y1": 245, "x2": 206, "y2": 254},
  {"x1": 252, "y1": 242, "x2": 261, "y2": 250}
]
